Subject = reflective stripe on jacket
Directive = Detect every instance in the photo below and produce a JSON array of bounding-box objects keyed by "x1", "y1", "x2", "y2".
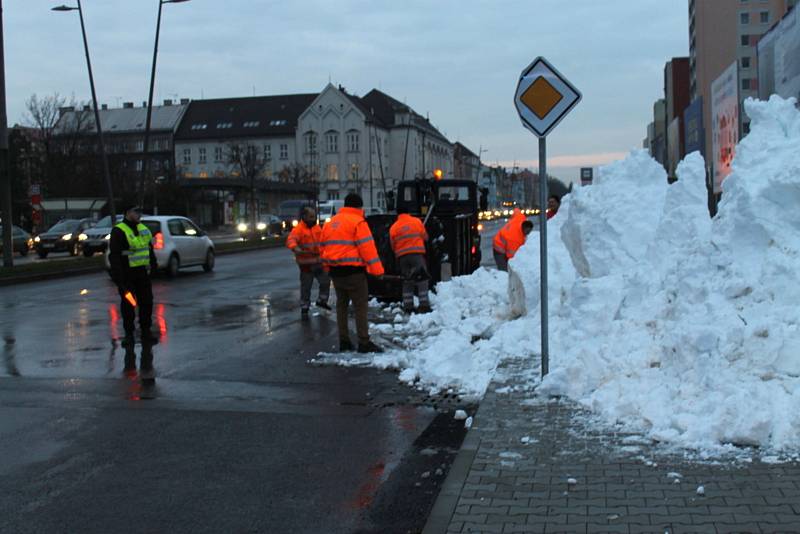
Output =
[
  {"x1": 115, "y1": 222, "x2": 152, "y2": 268},
  {"x1": 492, "y1": 210, "x2": 527, "y2": 259},
  {"x1": 286, "y1": 221, "x2": 322, "y2": 266},
  {"x1": 389, "y1": 214, "x2": 428, "y2": 258},
  {"x1": 319, "y1": 207, "x2": 385, "y2": 276}
]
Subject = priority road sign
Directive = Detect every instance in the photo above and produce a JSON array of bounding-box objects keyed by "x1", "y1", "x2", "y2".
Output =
[
  {"x1": 513, "y1": 56, "x2": 581, "y2": 379},
  {"x1": 514, "y1": 57, "x2": 581, "y2": 138}
]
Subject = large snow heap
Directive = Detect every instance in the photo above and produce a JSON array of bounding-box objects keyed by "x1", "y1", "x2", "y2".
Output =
[{"x1": 327, "y1": 96, "x2": 800, "y2": 453}]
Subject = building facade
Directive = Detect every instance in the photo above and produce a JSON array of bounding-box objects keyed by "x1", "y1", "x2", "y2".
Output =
[
  {"x1": 664, "y1": 57, "x2": 691, "y2": 176},
  {"x1": 453, "y1": 142, "x2": 481, "y2": 181}
]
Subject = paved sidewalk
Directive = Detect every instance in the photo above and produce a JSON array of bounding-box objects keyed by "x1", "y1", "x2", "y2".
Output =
[{"x1": 424, "y1": 358, "x2": 800, "y2": 534}]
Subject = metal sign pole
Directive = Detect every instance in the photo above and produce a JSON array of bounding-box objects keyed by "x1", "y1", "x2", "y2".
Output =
[{"x1": 538, "y1": 136, "x2": 548, "y2": 377}]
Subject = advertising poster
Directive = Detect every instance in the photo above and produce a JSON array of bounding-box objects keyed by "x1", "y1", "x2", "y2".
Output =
[{"x1": 711, "y1": 62, "x2": 739, "y2": 194}]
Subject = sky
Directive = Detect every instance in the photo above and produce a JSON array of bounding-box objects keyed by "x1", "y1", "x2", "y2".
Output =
[{"x1": 4, "y1": 0, "x2": 689, "y2": 183}]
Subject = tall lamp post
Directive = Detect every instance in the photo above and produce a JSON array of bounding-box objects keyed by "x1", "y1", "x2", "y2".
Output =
[
  {"x1": 139, "y1": 0, "x2": 190, "y2": 212},
  {"x1": 52, "y1": 2, "x2": 115, "y2": 220},
  {"x1": 1, "y1": 0, "x2": 13, "y2": 268}
]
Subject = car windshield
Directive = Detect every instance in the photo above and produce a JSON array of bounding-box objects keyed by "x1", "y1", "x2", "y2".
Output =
[
  {"x1": 279, "y1": 201, "x2": 312, "y2": 217},
  {"x1": 48, "y1": 220, "x2": 80, "y2": 233}
]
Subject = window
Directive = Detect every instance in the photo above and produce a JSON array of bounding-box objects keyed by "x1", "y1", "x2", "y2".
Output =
[
  {"x1": 214, "y1": 146, "x2": 224, "y2": 162},
  {"x1": 154, "y1": 159, "x2": 161, "y2": 171},
  {"x1": 326, "y1": 163, "x2": 339, "y2": 181},
  {"x1": 190, "y1": 123, "x2": 207, "y2": 130},
  {"x1": 740, "y1": 12, "x2": 749, "y2": 24},
  {"x1": 269, "y1": 119, "x2": 287, "y2": 126},
  {"x1": 216, "y1": 122, "x2": 232, "y2": 129},
  {"x1": 325, "y1": 132, "x2": 339, "y2": 153},
  {"x1": 760, "y1": 11, "x2": 769, "y2": 23},
  {"x1": 135, "y1": 160, "x2": 143, "y2": 172},
  {"x1": 247, "y1": 145, "x2": 257, "y2": 161},
  {"x1": 263, "y1": 144, "x2": 271, "y2": 161},
  {"x1": 350, "y1": 163, "x2": 360, "y2": 180},
  {"x1": 243, "y1": 121, "x2": 260, "y2": 128},
  {"x1": 347, "y1": 132, "x2": 359, "y2": 152},
  {"x1": 167, "y1": 219, "x2": 184, "y2": 236},
  {"x1": 304, "y1": 132, "x2": 317, "y2": 154},
  {"x1": 280, "y1": 144, "x2": 288, "y2": 160},
  {"x1": 135, "y1": 140, "x2": 144, "y2": 152},
  {"x1": 199, "y1": 147, "x2": 207, "y2": 164},
  {"x1": 741, "y1": 56, "x2": 751, "y2": 69},
  {"x1": 741, "y1": 35, "x2": 750, "y2": 46},
  {"x1": 328, "y1": 191, "x2": 339, "y2": 200},
  {"x1": 182, "y1": 219, "x2": 201, "y2": 237},
  {"x1": 183, "y1": 148, "x2": 191, "y2": 164},
  {"x1": 742, "y1": 78, "x2": 751, "y2": 90}
]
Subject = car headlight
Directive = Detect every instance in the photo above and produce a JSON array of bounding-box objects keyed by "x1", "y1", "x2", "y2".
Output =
[
  {"x1": 104, "y1": 234, "x2": 111, "y2": 240},
  {"x1": 237, "y1": 223, "x2": 248, "y2": 232},
  {"x1": 78, "y1": 233, "x2": 88, "y2": 241},
  {"x1": 27, "y1": 238, "x2": 33, "y2": 247},
  {"x1": 256, "y1": 222, "x2": 267, "y2": 231},
  {"x1": 62, "y1": 233, "x2": 73, "y2": 241},
  {"x1": 34, "y1": 235, "x2": 41, "y2": 243},
  {"x1": 291, "y1": 220, "x2": 299, "y2": 228},
  {"x1": 477, "y1": 224, "x2": 484, "y2": 231}
]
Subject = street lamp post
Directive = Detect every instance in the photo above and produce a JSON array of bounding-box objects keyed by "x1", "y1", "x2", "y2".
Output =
[
  {"x1": 52, "y1": 1, "x2": 115, "y2": 220},
  {"x1": 1, "y1": 0, "x2": 14, "y2": 268},
  {"x1": 139, "y1": 0, "x2": 190, "y2": 212}
]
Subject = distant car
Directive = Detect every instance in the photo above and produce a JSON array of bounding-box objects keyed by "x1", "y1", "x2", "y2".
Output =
[
  {"x1": 79, "y1": 215, "x2": 124, "y2": 257},
  {"x1": 33, "y1": 218, "x2": 95, "y2": 258},
  {"x1": 318, "y1": 200, "x2": 345, "y2": 223},
  {"x1": 236, "y1": 214, "x2": 282, "y2": 240},
  {"x1": 0, "y1": 225, "x2": 33, "y2": 257},
  {"x1": 105, "y1": 215, "x2": 214, "y2": 277},
  {"x1": 278, "y1": 199, "x2": 315, "y2": 232}
]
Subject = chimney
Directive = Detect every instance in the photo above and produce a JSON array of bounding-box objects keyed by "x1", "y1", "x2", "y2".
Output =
[
  {"x1": 123, "y1": 102, "x2": 134, "y2": 108},
  {"x1": 101, "y1": 104, "x2": 108, "y2": 110},
  {"x1": 163, "y1": 99, "x2": 173, "y2": 106},
  {"x1": 180, "y1": 98, "x2": 190, "y2": 105}
]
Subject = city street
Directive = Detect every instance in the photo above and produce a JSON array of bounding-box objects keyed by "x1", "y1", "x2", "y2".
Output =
[{"x1": 0, "y1": 245, "x2": 472, "y2": 534}]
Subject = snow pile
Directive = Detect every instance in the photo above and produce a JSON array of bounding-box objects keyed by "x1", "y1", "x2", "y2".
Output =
[{"x1": 322, "y1": 95, "x2": 800, "y2": 454}]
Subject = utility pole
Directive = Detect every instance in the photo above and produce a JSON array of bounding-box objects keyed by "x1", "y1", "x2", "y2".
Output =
[{"x1": 0, "y1": 0, "x2": 13, "y2": 268}]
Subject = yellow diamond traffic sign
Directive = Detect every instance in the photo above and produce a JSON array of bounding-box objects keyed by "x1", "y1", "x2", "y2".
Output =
[
  {"x1": 514, "y1": 57, "x2": 581, "y2": 138},
  {"x1": 521, "y1": 76, "x2": 563, "y2": 120}
]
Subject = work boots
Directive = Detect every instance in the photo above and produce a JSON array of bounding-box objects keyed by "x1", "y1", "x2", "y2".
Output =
[{"x1": 357, "y1": 341, "x2": 384, "y2": 354}]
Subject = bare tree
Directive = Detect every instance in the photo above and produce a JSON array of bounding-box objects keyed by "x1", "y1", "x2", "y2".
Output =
[{"x1": 226, "y1": 141, "x2": 269, "y2": 228}]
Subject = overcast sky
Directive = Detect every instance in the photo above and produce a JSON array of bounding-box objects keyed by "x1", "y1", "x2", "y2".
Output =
[{"x1": 4, "y1": 0, "x2": 688, "y2": 182}]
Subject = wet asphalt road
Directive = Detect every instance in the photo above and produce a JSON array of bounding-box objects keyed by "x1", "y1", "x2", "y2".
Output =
[{"x1": 0, "y1": 246, "x2": 470, "y2": 534}]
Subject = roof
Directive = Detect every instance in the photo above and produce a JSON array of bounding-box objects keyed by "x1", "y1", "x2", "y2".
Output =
[
  {"x1": 174, "y1": 93, "x2": 318, "y2": 141},
  {"x1": 360, "y1": 89, "x2": 450, "y2": 143},
  {"x1": 54, "y1": 104, "x2": 187, "y2": 136},
  {"x1": 455, "y1": 142, "x2": 479, "y2": 159}
]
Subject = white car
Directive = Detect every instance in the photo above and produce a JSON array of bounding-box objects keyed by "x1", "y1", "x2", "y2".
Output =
[{"x1": 105, "y1": 216, "x2": 215, "y2": 277}]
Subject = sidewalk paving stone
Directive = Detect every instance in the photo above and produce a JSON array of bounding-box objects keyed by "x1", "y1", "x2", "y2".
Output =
[{"x1": 424, "y1": 357, "x2": 800, "y2": 534}]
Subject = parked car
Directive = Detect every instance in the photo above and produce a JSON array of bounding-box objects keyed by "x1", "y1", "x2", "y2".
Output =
[
  {"x1": 0, "y1": 225, "x2": 33, "y2": 257},
  {"x1": 236, "y1": 214, "x2": 282, "y2": 240},
  {"x1": 33, "y1": 218, "x2": 95, "y2": 258},
  {"x1": 79, "y1": 215, "x2": 123, "y2": 257},
  {"x1": 105, "y1": 216, "x2": 214, "y2": 277}
]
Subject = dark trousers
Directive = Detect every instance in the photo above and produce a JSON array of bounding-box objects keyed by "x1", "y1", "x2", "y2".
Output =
[
  {"x1": 397, "y1": 254, "x2": 430, "y2": 309},
  {"x1": 119, "y1": 274, "x2": 153, "y2": 335},
  {"x1": 299, "y1": 264, "x2": 330, "y2": 309},
  {"x1": 493, "y1": 251, "x2": 509, "y2": 272},
  {"x1": 332, "y1": 272, "x2": 370, "y2": 345}
]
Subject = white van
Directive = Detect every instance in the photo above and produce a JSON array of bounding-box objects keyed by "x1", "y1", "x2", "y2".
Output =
[{"x1": 318, "y1": 200, "x2": 345, "y2": 223}]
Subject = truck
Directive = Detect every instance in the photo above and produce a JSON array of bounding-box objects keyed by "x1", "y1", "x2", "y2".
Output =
[{"x1": 366, "y1": 178, "x2": 488, "y2": 301}]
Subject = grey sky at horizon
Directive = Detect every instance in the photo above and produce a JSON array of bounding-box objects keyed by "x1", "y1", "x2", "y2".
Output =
[{"x1": 5, "y1": 0, "x2": 688, "y2": 183}]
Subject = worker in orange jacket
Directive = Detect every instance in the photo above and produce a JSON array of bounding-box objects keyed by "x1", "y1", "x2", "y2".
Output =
[
  {"x1": 320, "y1": 193, "x2": 384, "y2": 353},
  {"x1": 390, "y1": 207, "x2": 431, "y2": 314},
  {"x1": 286, "y1": 206, "x2": 330, "y2": 319},
  {"x1": 493, "y1": 209, "x2": 533, "y2": 271}
]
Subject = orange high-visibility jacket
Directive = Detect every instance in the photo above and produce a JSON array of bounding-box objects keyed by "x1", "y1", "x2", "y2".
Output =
[
  {"x1": 286, "y1": 221, "x2": 323, "y2": 266},
  {"x1": 493, "y1": 210, "x2": 527, "y2": 259},
  {"x1": 320, "y1": 207, "x2": 385, "y2": 276},
  {"x1": 389, "y1": 214, "x2": 428, "y2": 258}
]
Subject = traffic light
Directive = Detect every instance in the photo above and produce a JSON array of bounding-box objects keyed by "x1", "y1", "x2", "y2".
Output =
[{"x1": 433, "y1": 168, "x2": 443, "y2": 180}]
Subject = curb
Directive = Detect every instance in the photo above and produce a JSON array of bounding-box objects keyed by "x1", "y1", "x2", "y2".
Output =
[
  {"x1": 0, "y1": 240, "x2": 286, "y2": 287},
  {"x1": 421, "y1": 404, "x2": 485, "y2": 534}
]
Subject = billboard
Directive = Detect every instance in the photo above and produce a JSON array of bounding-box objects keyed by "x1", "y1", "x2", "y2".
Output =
[
  {"x1": 711, "y1": 62, "x2": 739, "y2": 194},
  {"x1": 683, "y1": 97, "x2": 704, "y2": 156},
  {"x1": 758, "y1": 7, "x2": 800, "y2": 101}
]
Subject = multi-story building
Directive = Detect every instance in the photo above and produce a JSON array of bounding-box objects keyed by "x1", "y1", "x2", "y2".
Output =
[
  {"x1": 664, "y1": 57, "x2": 691, "y2": 176},
  {"x1": 297, "y1": 84, "x2": 453, "y2": 209},
  {"x1": 758, "y1": 3, "x2": 800, "y2": 102},
  {"x1": 453, "y1": 142, "x2": 481, "y2": 181},
  {"x1": 652, "y1": 99, "x2": 667, "y2": 166},
  {"x1": 689, "y1": 0, "x2": 794, "y2": 158}
]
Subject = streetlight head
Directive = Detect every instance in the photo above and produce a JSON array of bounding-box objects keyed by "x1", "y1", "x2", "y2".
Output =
[
  {"x1": 52, "y1": 5, "x2": 78, "y2": 11},
  {"x1": 163, "y1": 0, "x2": 191, "y2": 3}
]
